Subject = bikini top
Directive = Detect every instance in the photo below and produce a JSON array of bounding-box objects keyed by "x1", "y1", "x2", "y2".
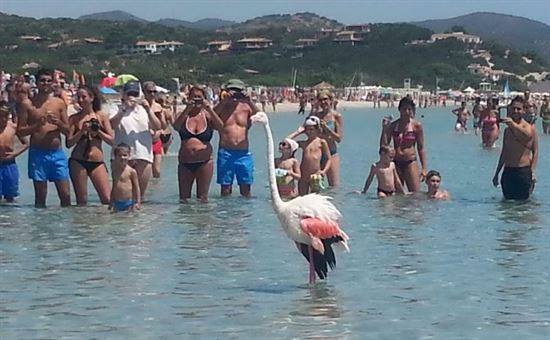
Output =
[
  {"x1": 178, "y1": 112, "x2": 213, "y2": 143},
  {"x1": 392, "y1": 122, "x2": 416, "y2": 148},
  {"x1": 482, "y1": 115, "x2": 497, "y2": 126}
]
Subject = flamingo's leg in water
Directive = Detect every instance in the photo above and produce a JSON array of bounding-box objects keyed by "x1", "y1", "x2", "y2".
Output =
[{"x1": 308, "y1": 245, "x2": 315, "y2": 284}]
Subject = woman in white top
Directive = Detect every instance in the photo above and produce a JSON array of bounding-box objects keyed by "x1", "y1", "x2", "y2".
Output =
[{"x1": 109, "y1": 81, "x2": 162, "y2": 199}]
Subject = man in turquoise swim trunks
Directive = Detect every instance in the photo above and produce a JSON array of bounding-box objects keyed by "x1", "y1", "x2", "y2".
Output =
[
  {"x1": 214, "y1": 79, "x2": 258, "y2": 197},
  {"x1": 17, "y1": 69, "x2": 71, "y2": 207}
]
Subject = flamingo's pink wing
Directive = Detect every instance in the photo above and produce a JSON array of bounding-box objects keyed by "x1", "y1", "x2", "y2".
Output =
[{"x1": 300, "y1": 217, "x2": 342, "y2": 239}]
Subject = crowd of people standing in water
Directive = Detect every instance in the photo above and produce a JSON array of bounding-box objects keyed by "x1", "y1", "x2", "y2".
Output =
[{"x1": 0, "y1": 68, "x2": 544, "y2": 211}]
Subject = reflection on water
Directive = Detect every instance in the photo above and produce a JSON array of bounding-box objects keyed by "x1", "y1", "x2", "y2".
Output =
[{"x1": 1, "y1": 108, "x2": 549, "y2": 338}]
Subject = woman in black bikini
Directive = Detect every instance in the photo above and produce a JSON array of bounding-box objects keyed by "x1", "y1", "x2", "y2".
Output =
[
  {"x1": 66, "y1": 86, "x2": 114, "y2": 205},
  {"x1": 380, "y1": 97, "x2": 426, "y2": 192},
  {"x1": 173, "y1": 86, "x2": 223, "y2": 203}
]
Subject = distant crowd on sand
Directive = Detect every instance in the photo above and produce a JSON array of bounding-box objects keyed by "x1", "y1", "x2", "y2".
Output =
[{"x1": 0, "y1": 69, "x2": 543, "y2": 211}]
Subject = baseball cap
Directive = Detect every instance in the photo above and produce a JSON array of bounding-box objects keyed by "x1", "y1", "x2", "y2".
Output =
[
  {"x1": 123, "y1": 81, "x2": 140, "y2": 95},
  {"x1": 226, "y1": 79, "x2": 245, "y2": 91},
  {"x1": 284, "y1": 138, "x2": 299, "y2": 153},
  {"x1": 305, "y1": 115, "x2": 321, "y2": 126}
]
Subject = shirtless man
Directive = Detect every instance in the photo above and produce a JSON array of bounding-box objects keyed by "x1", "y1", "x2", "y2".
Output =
[
  {"x1": 17, "y1": 69, "x2": 71, "y2": 207},
  {"x1": 492, "y1": 96, "x2": 535, "y2": 200},
  {"x1": 214, "y1": 79, "x2": 257, "y2": 197},
  {"x1": 0, "y1": 101, "x2": 29, "y2": 202}
]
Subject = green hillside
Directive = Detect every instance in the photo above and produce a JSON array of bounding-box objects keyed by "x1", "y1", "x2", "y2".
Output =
[{"x1": 0, "y1": 12, "x2": 547, "y2": 90}]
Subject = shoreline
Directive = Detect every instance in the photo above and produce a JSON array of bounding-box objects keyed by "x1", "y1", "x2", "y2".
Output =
[{"x1": 265, "y1": 100, "x2": 459, "y2": 113}]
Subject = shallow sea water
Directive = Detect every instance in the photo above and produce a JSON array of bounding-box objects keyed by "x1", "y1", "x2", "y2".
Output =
[{"x1": 1, "y1": 106, "x2": 549, "y2": 339}]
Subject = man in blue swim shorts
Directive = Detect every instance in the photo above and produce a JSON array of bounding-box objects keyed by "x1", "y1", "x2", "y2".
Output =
[
  {"x1": 17, "y1": 69, "x2": 71, "y2": 207},
  {"x1": 214, "y1": 79, "x2": 257, "y2": 197},
  {"x1": 0, "y1": 101, "x2": 29, "y2": 202}
]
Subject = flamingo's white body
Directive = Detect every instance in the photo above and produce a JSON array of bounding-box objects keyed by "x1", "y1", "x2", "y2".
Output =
[{"x1": 251, "y1": 112, "x2": 349, "y2": 283}]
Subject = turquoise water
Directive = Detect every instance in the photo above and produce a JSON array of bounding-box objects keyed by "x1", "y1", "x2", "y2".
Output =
[{"x1": 1, "y1": 107, "x2": 549, "y2": 338}]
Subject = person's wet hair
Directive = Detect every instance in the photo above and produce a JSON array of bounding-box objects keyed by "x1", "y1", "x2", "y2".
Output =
[
  {"x1": 398, "y1": 97, "x2": 415, "y2": 111},
  {"x1": 426, "y1": 170, "x2": 441, "y2": 180},
  {"x1": 379, "y1": 145, "x2": 393, "y2": 155},
  {"x1": 114, "y1": 143, "x2": 131, "y2": 156},
  {"x1": 78, "y1": 86, "x2": 102, "y2": 112}
]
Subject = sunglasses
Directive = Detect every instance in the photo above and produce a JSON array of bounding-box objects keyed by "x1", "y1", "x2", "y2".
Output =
[
  {"x1": 126, "y1": 92, "x2": 140, "y2": 97},
  {"x1": 146, "y1": 89, "x2": 157, "y2": 94},
  {"x1": 279, "y1": 142, "x2": 289, "y2": 147},
  {"x1": 39, "y1": 78, "x2": 53, "y2": 84}
]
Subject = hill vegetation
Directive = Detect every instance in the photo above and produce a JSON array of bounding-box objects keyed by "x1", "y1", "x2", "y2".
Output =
[
  {"x1": 413, "y1": 12, "x2": 550, "y2": 62},
  {"x1": 0, "y1": 11, "x2": 547, "y2": 91}
]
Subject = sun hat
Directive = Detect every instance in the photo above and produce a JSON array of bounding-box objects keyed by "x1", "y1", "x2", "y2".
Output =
[
  {"x1": 284, "y1": 138, "x2": 299, "y2": 153},
  {"x1": 226, "y1": 79, "x2": 245, "y2": 91},
  {"x1": 304, "y1": 115, "x2": 321, "y2": 126}
]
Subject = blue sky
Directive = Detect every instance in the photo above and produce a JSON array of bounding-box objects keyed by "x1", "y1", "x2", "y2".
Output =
[{"x1": 1, "y1": 0, "x2": 549, "y2": 24}]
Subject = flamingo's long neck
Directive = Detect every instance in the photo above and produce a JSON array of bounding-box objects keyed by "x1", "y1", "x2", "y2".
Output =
[{"x1": 263, "y1": 122, "x2": 284, "y2": 213}]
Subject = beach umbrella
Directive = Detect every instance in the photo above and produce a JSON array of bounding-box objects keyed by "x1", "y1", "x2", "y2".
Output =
[
  {"x1": 22, "y1": 62, "x2": 40, "y2": 69},
  {"x1": 101, "y1": 76, "x2": 117, "y2": 88},
  {"x1": 99, "y1": 87, "x2": 118, "y2": 95},
  {"x1": 114, "y1": 74, "x2": 139, "y2": 87}
]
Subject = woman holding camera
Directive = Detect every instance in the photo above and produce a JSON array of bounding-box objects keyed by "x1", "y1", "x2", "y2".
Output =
[
  {"x1": 173, "y1": 86, "x2": 223, "y2": 203},
  {"x1": 66, "y1": 86, "x2": 114, "y2": 205}
]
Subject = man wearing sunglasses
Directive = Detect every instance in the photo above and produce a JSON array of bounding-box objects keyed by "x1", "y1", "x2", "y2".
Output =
[
  {"x1": 16, "y1": 69, "x2": 71, "y2": 207},
  {"x1": 142, "y1": 81, "x2": 167, "y2": 178}
]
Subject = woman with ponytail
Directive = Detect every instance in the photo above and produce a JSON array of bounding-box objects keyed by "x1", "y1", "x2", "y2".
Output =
[{"x1": 66, "y1": 86, "x2": 114, "y2": 205}]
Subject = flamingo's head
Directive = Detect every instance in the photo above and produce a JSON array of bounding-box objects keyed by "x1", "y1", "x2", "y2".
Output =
[{"x1": 250, "y1": 111, "x2": 269, "y2": 126}]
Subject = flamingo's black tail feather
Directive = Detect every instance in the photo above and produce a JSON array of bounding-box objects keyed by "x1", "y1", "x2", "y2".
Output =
[{"x1": 298, "y1": 236, "x2": 343, "y2": 280}]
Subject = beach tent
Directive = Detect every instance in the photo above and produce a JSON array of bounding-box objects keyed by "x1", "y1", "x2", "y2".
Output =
[
  {"x1": 463, "y1": 87, "x2": 475, "y2": 94},
  {"x1": 99, "y1": 87, "x2": 118, "y2": 95},
  {"x1": 312, "y1": 81, "x2": 335, "y2": 90},
  {"x1": 114, "y1": 74, "x2": 139, "y2": 86}
]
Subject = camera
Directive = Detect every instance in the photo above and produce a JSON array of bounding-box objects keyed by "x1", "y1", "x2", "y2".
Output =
[
  {"x1": 232, "y1": 91, "x2": 246, "y2": 100},
  {"x1": 89, "y1": 118, "x2": 100, "y2": 132},
  {"x1": 193, "y1": 97, "x2": 204, "y2": 106}
]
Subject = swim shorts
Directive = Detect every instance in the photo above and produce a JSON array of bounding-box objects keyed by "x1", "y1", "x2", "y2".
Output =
[
  {"x1": 501, "y1": 166, "x2": 532, "y2": 200},
  {"x1": 217, "y1": 148, "x2": 254, "y2": 185},
  {"x1": 114, "y1": 199, "x2": 134, "y2": 212},
  {"x1": 152, "y1": 140, "x2": 163, "y2": 155},
  {"x1": 28, "y1": 147, "x2": 69, "y2": 182},
  {"x1": 0, "y1": 159, "x2": 19, "y2": 199}
]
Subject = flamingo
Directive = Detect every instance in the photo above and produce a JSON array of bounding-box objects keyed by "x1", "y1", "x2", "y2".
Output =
[{"x1": 251, "y1": 112, "x2": 350, "y2": 284}]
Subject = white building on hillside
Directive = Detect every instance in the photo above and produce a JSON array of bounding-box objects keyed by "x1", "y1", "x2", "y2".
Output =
[
  {"x1": 430, "y1": 32, "x2": 481, "y2": 44},
  {"x1": 132, "y1": 40, "x2": 184, "y2": 54}
]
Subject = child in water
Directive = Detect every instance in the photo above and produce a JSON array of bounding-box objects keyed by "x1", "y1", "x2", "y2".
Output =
[
  {"x1": 0, "y1": 101, "x2": 28, "y2": 203},
  {"x1": 425, "y1": 170, "x2": 450, "y2": 200},
  {"x1": 275, "y1": 138, "x2": 301, "y2": 198},
  {"x1": 297, "y1": 116, "x2": 331, "y2": 195},
  {"x1": 361, "y1": 145, "x2": 405, "y2": 197},
  {"x1": 110, "y1": 143, "x2": 141, "y2": 212}
]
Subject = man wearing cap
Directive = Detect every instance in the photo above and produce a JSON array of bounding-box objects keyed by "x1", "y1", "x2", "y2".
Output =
[
  {"x1": 110, "y1": 81, "x2": 162, "y2": 199},
  {"x1": 17, "y1": 69, "x2": 71, "y2": 207},
  {"x1": 214, "y1": 79, "x2": 258, "y2": 197}
]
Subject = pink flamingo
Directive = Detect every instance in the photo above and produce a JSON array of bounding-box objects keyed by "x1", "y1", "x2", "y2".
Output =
[{"x1": 251, "y1": 112, "x2": 350, "y2": 284}]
